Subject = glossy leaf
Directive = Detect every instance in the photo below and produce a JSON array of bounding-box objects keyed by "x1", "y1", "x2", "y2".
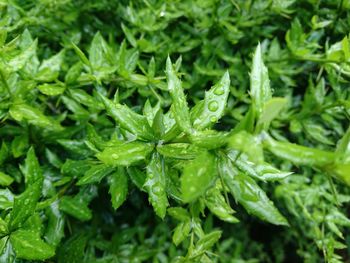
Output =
[
  {"x1": 166, "y1": 57, "x2": 192, "y2": 133},
  {"x1": 193, "y1": 71, "x2": 230, "y2": 130},
  {"x1": 10, "y1": 230, "x2": 55, "y2": 260},
  {"x1": 98, "y1": 94, "x2": 156, "y2": 141},
  {"x1": 144, "y1": 153, "x2": 168, "y2": 218},
  {"x1": 96, "y1": 142, "x2": 154, "y2": 166},
  {"x1": 181, "y1": 152, "x2": 216, "y2": 203},
  {"x1": 205, "y1": 188, "x2": 239, "y2": 223},
  {"x1": 77, "y1": 164, "x2": 114, "y2": 185},
  {"x1": 219, "y1": 155, "x2": 288, "y2": 226},
  {"x1": 250, "y1": 43, "x2": 271, "y2": 118},
  {"x1": 109, "y1": 168, "x2": 128, "y2": 209},
  {"x1": 0, "y1": 172, "x2": 13, "y2": 187}
]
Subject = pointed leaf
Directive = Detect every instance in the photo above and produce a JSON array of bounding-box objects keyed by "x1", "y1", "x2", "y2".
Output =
[
  {"x1": 144, "y1": 153, "x2": 168, "y2": 218},
  {"x1": 193, "y1": 71, "x2": 230, "y2": 130},
  {"x1": 181, "y1": 152, "x2": 216, "y2": 203}
]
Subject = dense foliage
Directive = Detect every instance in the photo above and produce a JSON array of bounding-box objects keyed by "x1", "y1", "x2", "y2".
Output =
[{"x1": 0, "y1": 0, "x2": 349, "y2": 262}]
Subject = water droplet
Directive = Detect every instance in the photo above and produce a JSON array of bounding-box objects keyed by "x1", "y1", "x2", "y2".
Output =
[
  {"x1": 210, "y1": 116, "x2": 217, "y2": 123},
  {"x1": 189, "y1": 186, "x2": 196, "y2": 192},
  {"x1": 214, "y1": 86, "x2": 224, "y2": 95},
  {"x1": 112, "y1": 153, "x2": 119, "y2": 159},
  {"x1": 208, "y1": 101, "x2": 218, "y2": 112}
]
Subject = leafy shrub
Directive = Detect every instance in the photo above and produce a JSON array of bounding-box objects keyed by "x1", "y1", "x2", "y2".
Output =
[{"x1": 0, "y1": 0, "x2": 349, "y2": 262}]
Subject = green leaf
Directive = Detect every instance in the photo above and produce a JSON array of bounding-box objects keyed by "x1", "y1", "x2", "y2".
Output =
[
  {"x1": 98, "y1": 94, "x2": 156, "y2": 141},
  {"x1": 168, "y1": 207, "x2": 191, "y2": 221},
  {"x1": 144, "y1": 153, "x2": 168, "y2": 218},
  {"x1": 59, "y1": 196, "x2": 92, "y2": 221},
  {"x1": 44, "y1": 202, "x2": 65, "y2": 247},
  {"x1": 166, "y1": 57, "x2": 192, "y2": 133},
  {"x1": 11, "y1": 134, "x2": 28, "y2": 158},
  {"x1": 0, "y1": 217, "x2": 8, "y2": 236},
  {"x1": 37, "y1": 83, "x2": 66, "y2": 96},
  {"x1": 89, "y1": 32, "x2": 113, "y2": 69},
  {"x1": 0, "y1": 142, "x2": 9, "y2": 166},
  {"x1": 10, "y1": 229, "x2": 55, "y2": 260},
  {"x1": 9, "y1": 180, "x2": 42, "y2": 230},
  {"x1": 193, "y1": 71, "x2": 230, "y2": 130},
  {"x1": 21, "y1": 147, "x2": 42, "y2": 186},
  {"x1": 59, "y1": 187, "x2": 97, "y2": 222},
  {"x1": 77, "y1": 164, "x2": 114, "y2": 185},
  {"x1": 8, "y1": 39, "x2": 38, "y2": 71},
  {"x1": 250, "y1": 43, "x2": 271, "y2": 118},
  {"x1": 190, "y1": 230, "x2": 222, "y2": 258},
  {"x1": 0, "y1": 189, "x2": 14, "y2": 210},
  {"x1": 9, "y1": 103, "x2": 62, "y2": 131},
  {"x1": 257, "y1": 97, "x2": 287, "y2": 131},
  {"x1": 0, "y1": 172, "x2": 13, "y2": 186},
  {"x1": 205, "y1": 188, "x2": 239, "y2": 223},
  {"x1": 181, "y1": 152, "x2": 216, "y2": 203},
  {"x1": 0, "y1": 237, "x2": 16, "y2": 263},
  {"x1": 35, "y1": 50, "x2": 64, "y2": 82},
  {"x1": 157, "y1": 143, "x2": 201, "y2": 160},
  {"x1": 172, "y1": 220, "x2": 191, "y2": 246},
  {"x1": 189, "y1": 130, "x2": 228, "y2": 149},
  {"x1": 121, "y1": 23, "x2": 137, "y2": 48},
  {"x1": 109, "y1": 168, "x2": 128, "y2": 210},
  {"x1": 71, "y1": 42, "x2": 91, "y2": 68},
  {"x1": 263, "y1": 133, "x2": 335, "y2": 166},
  {"x1": 227, "y1": 150, "x2": 292, "y2": 182},
  {"x1": 127, "y1": 167, "x2": 146, "y2": 190},
  {"x1": 219, "y1": 155, "x2": 288, "y2": 226},
  {"x1": 96, "y1": 142, "x2": 154, "y2": 166},
  {"x1": 228, "y1": 131, "x2": 264, "y2": 163}
]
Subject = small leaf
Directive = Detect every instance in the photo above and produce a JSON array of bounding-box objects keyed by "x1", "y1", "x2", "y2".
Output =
[
  {"x1": 10, "y1": 167, "x2": 43, "y2": 230},
  {"x1": 21, "y1": 147, "x2": 42, "y2": 186},
  {"x1": 37, "y1": 83, "x2": 66, "y2": 96},
  {"x1": 168, "y1": 207, "x2": 191, "y2": 221},
  {"x1": 10, "y1": 229, "x2": 55, "y2": 260},
  {"x1": 190, "y1": 230, "x2": 222, "y2": 258},
  {"x1": 166, "y1": 57, "x2": 192, "y2": 133},
  {"x1": 71, "y1": 42, "x2": 91, "y2": 68},
  {"x1": 0, "y1": 189, "x2": 14, "y2": 210},
  {"x1": 98, "y1": 94, "x2": 156, "y2": 141},
  {"x1": 44, "y1": 202, "x2": 65, "y2": 247},
  {"x1": 77, "y1": 164, "x2": 114, "y2": 185},
  {"x1": 157, "y1": 143, "x2": 201, "y2": 160},
  {"x1": 35, "y1": 50, "x2": 64, "y2": 82},
  {"x1": 205, "y1": 188, "x2": 239, "y2": 223},
  {"x1": 228, "y1": 131, "x2": 264, "y2": 163},
  {"x1": 257, "y1": 97, "x2": 287, "y2": 131},
  {"x1": 89, "y1": 32, "x2": 113, "y2": 69},
  {"x1": 263, "y1": 133, "x2": 335, "y2": 166},
  {"x1": 144, "y1": 153, "x2": 168, "y2": 218},
  {"x1": 0, "y1": 172, "x2": 13, "y2": 186},
  {"x1": 173, "y1": 220, "x2": 191, "y2": 246},
  {"x1": 109, "y1": 168, "x2": 128, "y2": 210},
  {"x1": 9, "y1": 103, "x2": 62, "y2": 131},
  {"x1": 96, "y1": 142, "x2": 154, "y2": 166},
  {"x1": 8, "y1": 39, "x2": 38, "y2": 71},
  {"x1": 250, "y1": 43, "x2": 271, "y2": 118},
  {"x1": 59, "y1": 187, "x2": 96, "y2": 222},
  {"x1": 219, "y1": 155, "x2": 288, "y2": 226},
  {"x1": 193, "y1": 71, "x2": 230, "y2": 130},
  {"x1": 189, "y1": 130, "x2": 228, "y2": 150},
  {"x1": 181, "y1": 152, "x2": 216, "y2": 203}
]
